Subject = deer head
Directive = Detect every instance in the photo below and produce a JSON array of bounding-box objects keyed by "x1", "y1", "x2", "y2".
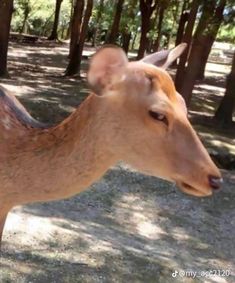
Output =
[{"x1": 87, "y1": 44, "x2": 222, "y2": 197}]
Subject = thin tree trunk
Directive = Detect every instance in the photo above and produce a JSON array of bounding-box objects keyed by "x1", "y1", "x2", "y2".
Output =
[
  {"x1": 66, "y1": 0, "x2": 93, "y2": 76},
  {"x1": 41, "y1": 12, "x2": 54, "y2": 36},
  {"x1": 131, "y1": 32, "x2": 137, "y2": 50},
  {"x1": 137, "y1": 15, "x2": 149, "y2": 58},
  {"x1": 92, "y1": 0, "x2": 104, "y2": 47},
  {"x1": 166, "y1": 2, "x2": 179, "y2": 50},
  {"x1": 180, "y1": 0, "x2": 226, "y2": 105},
  {"x1": 121, "y1": 0, "x2": 137, "y2": 53},
  {"x1": 137, "y1": 0, "x2": 156, "y2": 59},
  {"x1": 0, "y1": 0, "x2": 14, "y2": 77},
  {"x1": 146, "y1": 4, "x2": 159, "y2": 53},
  {"x1": 20, "y1": 5, "x2": 30, "y2": 34},
  {"x1": 175, "y1": 0, "x2": 200, "y2": 92},
  {"x1": 48, "y1": 0, "x2": 63, "y2": 40},
  {"x1": 196, "y1": 36, "x2": 214, "y2": 80},
  {"x1": 69, "y1": 0, "x2": 84, "y2": 59},
  {"x1": 153, "y1": 4, "x2": 165, "y2": 52},
  {"x1": 196, "y1": 0, "x2": 226, "y2": 80},
  {"x1": 107, "y1": 0, "x2": 125, "y2": 44},
  {"x1": 66, "y1": 0, "x2": 74, "y2": 40},
  {"x1": 122, "y1": 30, "x2": 131, "y2": 53},
  {"x1": 175, "y1": 0, "x2": 189, "y2": 47},
  {"x1": 214, "y1": 52, "x2": 235, "y2": 125}
]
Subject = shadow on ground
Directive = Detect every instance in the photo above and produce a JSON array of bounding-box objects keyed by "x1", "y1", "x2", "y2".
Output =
[
  {"x1": 0, "y1": 42, "x2": 90, "y2": 124},
  {"x1": 1, "y1": 167, "x2": 235, "y2": 283}
]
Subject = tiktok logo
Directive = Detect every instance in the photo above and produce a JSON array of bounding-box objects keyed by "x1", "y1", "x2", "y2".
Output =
[{"x1": 172, "y1": 270, "x2": 178, "y2": 277}]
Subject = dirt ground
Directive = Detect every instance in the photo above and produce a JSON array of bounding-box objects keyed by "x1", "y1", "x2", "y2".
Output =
[{"x1": 0, "y1": 41, "x2": 234, "y2": 283}]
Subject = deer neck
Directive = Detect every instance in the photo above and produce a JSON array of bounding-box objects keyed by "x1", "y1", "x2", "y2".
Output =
[{"x1": 6, "y1": 94, "x2": 119, "y2": 204}]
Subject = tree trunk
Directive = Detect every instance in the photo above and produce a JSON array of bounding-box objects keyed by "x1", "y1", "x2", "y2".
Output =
[
  {"x1": 137, "y1": 16, "x2": 149, "y2": 59},
  {"x1": 66, "y1": 0, "x2": 93, "y2": 76},
  {"x1": 195, "y1": 0, "x2": 226, "y2": 80},
  {"x1": 166, "y1": 2, "x2": 179, "y2": 50},
  {"x1": 180, "y1": 0, "x2": 226, "y2": 105},
  {"x1": 0, "y1": 0, "x2": 14, "y2": 77},
  {"x1": 122, "y1": 30, "x2": 131, "y2": 53},
  {"x1": 214, "y1": 52, "x2": 235, "y2": 125},
  {"x1": 106, "y1": 0, "x2": 125, "y2": 44},
  {"x1": 69, "y1": 0, "x2": 84, "y2": 59},
  {"x1": 92, "y1": 0, "x2": 104, "y2": 47},
  {"x1": 153, "y1": 4, "x2": 165, "y2": 52},
  {"x1": 20, "y1": 5, "x2": 30, "y2": 34},
  {"x1": 48, "y1": 0, "x2": 63, "y2": 40},
  {"x1": 137, "y1": 0, "x2": 156, "y2": 59},
  {"x1": 195, "y1": 36, "x2": 214, "y2": 80},
  {"x1": 131, "y1": 32, "x2": 137, "y2": 50},
  {"x1": 175, "y1": 0, "x2": 200, "y2": 92},
  {"x1": 175, "y1": 0, "x2": 189, "y2": 47},
  {"x1": 121, "y1": 0, "x2": 137, "y2": 53},
  {"x1": 66, "y1": 0, "x2": 74, "y2": 40}
]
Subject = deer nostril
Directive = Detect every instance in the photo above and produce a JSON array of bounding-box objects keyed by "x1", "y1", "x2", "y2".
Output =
[{"x1": 208, "y1": 175, "x2": 223, "y2": 191}]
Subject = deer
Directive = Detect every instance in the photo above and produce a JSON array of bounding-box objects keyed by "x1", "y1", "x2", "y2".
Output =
[{"x1": 0, "y1": 43, "x2": 222, "y2": 247}]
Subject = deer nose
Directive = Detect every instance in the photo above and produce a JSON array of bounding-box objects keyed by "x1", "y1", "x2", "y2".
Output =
[{"x1": 208, "y1": 175, "x2": 223, "y2": 191}]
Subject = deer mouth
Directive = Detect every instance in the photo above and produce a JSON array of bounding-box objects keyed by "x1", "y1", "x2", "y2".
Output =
[{"x1": 178, "y1": 182, "x2": 212, "y2": 197}]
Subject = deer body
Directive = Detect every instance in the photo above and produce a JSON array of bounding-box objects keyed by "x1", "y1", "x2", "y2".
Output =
[{"x1": 0, "y1": 44, "x2": 222, "y2": 246}]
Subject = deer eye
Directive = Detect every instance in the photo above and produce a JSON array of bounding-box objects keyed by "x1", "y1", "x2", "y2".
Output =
[
  {"x1": 146, "y1": 76, "x2": 154, "y2": 89},
  {"x1": 148, "y1": 110, "x2": 168, "y2": 126}
]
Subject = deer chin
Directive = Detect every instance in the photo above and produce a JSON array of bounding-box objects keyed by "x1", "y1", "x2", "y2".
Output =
[
  {"x1": 178, "y1": 182, "x2": 212, "y2": 197},
  {"x1": 138, "y1": 169, "x2": 213, "y2": 197}
]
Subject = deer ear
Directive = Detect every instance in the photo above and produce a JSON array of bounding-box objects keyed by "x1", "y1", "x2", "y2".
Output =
[
  {"x1": 141, "y1": 43, "x2": 187, "y2": 69},
  {"x1": 88, "y1": 46, "x2": 128, "y2": 95},
  {"x1": 176, "y1": 92, "x2": 187, "y2": 114}
]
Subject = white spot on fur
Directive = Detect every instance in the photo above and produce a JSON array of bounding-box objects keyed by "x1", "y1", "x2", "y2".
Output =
[{"x1": 2, "y1": 116, "x2": 11, "y2": 130}]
